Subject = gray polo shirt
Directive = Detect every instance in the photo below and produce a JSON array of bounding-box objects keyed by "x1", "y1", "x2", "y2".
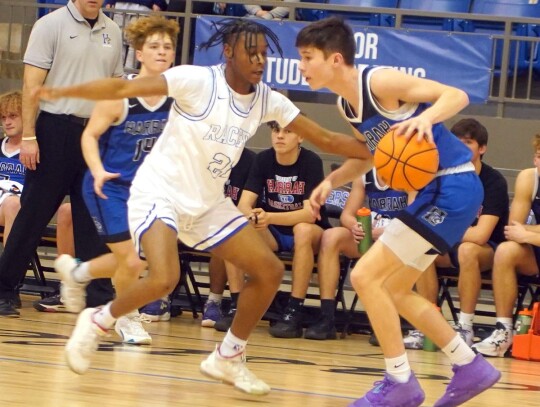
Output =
[{"x1": 24, "y1": 1, "x2": 123, "y2": 118}]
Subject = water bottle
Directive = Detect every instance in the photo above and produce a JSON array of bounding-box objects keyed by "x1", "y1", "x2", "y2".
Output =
[
  {"x1": 515, "y1": 308, "x2": 533, "y2": 335},
  {"x1": 423, "y1": 305, "x2": 441, "y2": 352},
  {"x1": 356, "y1": 207, "x2": 373, "y2": 254}
]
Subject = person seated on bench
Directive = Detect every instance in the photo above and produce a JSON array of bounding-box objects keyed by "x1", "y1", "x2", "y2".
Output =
[
  {"x1": 307, "y1": 167, "x2": 409, "y2": 340},
  {"x1": 0, "y1": 91, "x2": 26, "y2": 247},
  {"x1": 221, "y1": 119, "x2": 330, "y2": 338},
  {"x1": 473, "y1": 133, "x2": 540, "y2": 357},
  {"x1": 406, "y1": 118, "x2": 508, "y2": 349},
  {"x1": 201, "y1": 148, "x2": 256, "y2": 328}
]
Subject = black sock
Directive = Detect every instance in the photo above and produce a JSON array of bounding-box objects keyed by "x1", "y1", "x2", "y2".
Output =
[
  {"x1": 320, "y1": 299, "x2": 336, "y2": 319},
  {"x1": 288, "y1": 296, "x2": 304, "y2": 311}
]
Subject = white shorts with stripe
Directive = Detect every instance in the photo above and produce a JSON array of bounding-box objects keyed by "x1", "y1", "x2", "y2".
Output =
[{"x1": 128, "y1": 185, "x2": 248, "y2": 259}]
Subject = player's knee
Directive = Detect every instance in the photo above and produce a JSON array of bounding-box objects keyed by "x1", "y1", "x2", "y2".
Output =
[
  {"x1": 457, "y1": 242, "x2": 481, "y2": 269},
  {"x1": 2, "y1": 196, "x2": 20, "y2": 218},
  {"x1": 494, "y1": 241, "x2": 520, "y2": 266},
  {"x1": 350, "y1": 268, "x2": 370, "y2": 292},
  {"x1": 293, "y1": 223, "x2": 316, "y2": 245}
]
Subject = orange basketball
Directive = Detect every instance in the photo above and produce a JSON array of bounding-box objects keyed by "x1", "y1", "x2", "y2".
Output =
[{"x1": 374, "y1": 129, "x2": 439, "y2": 191}]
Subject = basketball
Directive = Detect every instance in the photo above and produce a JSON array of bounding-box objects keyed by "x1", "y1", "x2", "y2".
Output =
[{"x1": 374, "y1": 129, "x2": 439, "y2": 191}]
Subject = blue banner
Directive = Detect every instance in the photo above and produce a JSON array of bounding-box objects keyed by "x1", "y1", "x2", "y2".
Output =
[{"x1": 194, "y1": 16, "x2": 493, "y2": 103}]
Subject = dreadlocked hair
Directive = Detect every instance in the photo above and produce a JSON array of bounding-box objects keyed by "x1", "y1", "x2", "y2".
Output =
[{"x1": 198, "y1": 18, "x2": 283, "y2": 58}]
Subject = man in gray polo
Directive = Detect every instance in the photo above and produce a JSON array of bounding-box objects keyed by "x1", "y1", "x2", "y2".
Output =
[{"x1": 0, "y1": 0, "x2": 123, "y2": 316}]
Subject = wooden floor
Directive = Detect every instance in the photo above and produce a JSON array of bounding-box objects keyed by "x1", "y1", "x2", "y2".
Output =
[{"x1": 1, "y1": 296, "x2": 539, "y2": 406}]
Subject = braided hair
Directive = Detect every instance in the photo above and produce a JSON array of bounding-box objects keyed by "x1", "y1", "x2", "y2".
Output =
[{"x1": 199, "y1": 18, "x2": 283, "y2": 58}]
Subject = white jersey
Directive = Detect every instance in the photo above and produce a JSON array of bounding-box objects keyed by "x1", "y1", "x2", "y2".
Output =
[{"x1": 133, "y1": 64, "x2": 300, "y2": 217}]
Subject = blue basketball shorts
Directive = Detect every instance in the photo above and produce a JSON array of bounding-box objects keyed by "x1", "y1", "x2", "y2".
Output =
[
  {"x1": 396, "y1": 168, "x2": 483, "y2": 255},
  {"x1": 268, "y1": 225, "x2": 295, "y2": 253},
  {"x1": 82, "y1": 173, "x2": 131, "y2": 243}
]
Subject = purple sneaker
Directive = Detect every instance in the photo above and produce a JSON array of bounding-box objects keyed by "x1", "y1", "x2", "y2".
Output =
[
  {"x1": 139, "y1": 297, "x2": 171, "y2": 322},
  {"x1": 434, "y1": 354, "x2": 501, "y2": 407},
  {"x1": 348, "y1": 372, "x2": 425, "y2": 407}
]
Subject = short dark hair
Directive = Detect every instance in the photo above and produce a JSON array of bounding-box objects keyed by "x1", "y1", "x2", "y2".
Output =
[
  {"x1": 295, "y1": 17, "x2": 355, "y2": 66},
  {"x1": 451, "y1": 118, "x2": 489, "y2": 146},
  {"x1": 267, "y1": 112, "x2": 306, "y2": 131}
]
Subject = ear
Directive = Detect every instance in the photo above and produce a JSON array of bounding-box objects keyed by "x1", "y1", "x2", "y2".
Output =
[
  {"x1": 223, "y1": 43, "x2": 233, "y2": 60},
  {"x1": 332, "y1": 52, "x2": 344, "y2": 66},
  {"x1": 479, "y1": 144, "x2": 487, "y2": 156},
  {"x1": 135, "y1": 49, "x2": 143, "y2": 63}
]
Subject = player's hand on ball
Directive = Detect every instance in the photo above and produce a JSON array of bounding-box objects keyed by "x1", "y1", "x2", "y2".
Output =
[{"x1": 391, "y1": 116, "x2": 434, "y2": 144}]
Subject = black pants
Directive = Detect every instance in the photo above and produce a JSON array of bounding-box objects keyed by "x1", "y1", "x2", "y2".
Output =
[{"x1": 0, "y1": 112, "x2": 114, "y2": 306}]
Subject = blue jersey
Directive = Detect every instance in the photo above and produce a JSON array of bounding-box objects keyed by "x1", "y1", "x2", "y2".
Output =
[
  {"x1": 364, "y1": 168, "x2": 408, "y2": 218},
  {"x1": 98, "y1": 96, "x2": 172, "y2": 185},
  {"x1": 338, "y1": 67, "x2": 472, "y2": 170},
  {"x1": 0, "y1": 138, "x2": 25, "y2": 185}
]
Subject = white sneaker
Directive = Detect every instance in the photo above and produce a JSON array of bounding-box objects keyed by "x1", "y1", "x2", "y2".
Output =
[
  {"x1": 452, "y1": 322, "x2": 474, "y2": 347},
  {"x1": 55, "y1": 254, "x2": 87, "y2": 313},
  {"x1": 114, "y1": 312, "x2": 152, "y2": 345},
  {"x1": 65, "y1": 308, "x2": 108, "y2": 374},
  {"x1": 200, "y1": 345, "x2": 271, "y2": 395},
  {"x1": 472, "y1": 322, "x2": 513, "y2": 357},
  {"x1": 403, "y1": 329, "x2": 425, "y2": 350}
]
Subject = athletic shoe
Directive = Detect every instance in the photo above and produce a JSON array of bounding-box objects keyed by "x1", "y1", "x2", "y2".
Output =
[
  {"x1": 403, "y1": 329, "x2": 425, "y2": 350},
  {"x1": 268, "y1": 306, "x2": 303, "y2": 338},
  {"x1": 452, "y1": 322, "x2": 474, "y2": 347},
  {"x1": 201, "y1": 300, "x2": 222, "y2": 328},
  {"x1": 348, "y1": 372, "x2": 425, "y2": 407},
  {"x1": 200, "y1": 345, "x2": 270, "y2": 395},
  {"x1": 0, "y1": 298, "x2": 20, "y2": 317},
  {"x1": 304, "y1": 316, "x2": 337, "y2": 340},
  {"x1": 114, "y1": 312, "x2": 152, "y2": 345},
  {"x1": 139, "y1": 297, "x2": 171, "y2": 322},
  {"x1": 368, "y1": 332, "x2": 380, "y2": 347},
  {"x1": 214, "y1": 307, "x2": 236, "y2": 332},
  {"x1": 433, "y1": 354, "x2": 501, "y2": 406},
  {"x1": 471, "y1": 322, "x2": 512, "y2": 357},
  {"x1": 33, "y1": 294, "x2": 68, "y2": 313},
  {"x1": 65, "y1": 308, "x2": 108, "y2": 375},
  {"x1": 55, "y1": 254, "x2": 87, "y2": 313}
]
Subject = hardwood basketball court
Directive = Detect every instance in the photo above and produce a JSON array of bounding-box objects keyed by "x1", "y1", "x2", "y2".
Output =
[{"x1": 0, "y1": 296, "x2": 539, "y2": 406}]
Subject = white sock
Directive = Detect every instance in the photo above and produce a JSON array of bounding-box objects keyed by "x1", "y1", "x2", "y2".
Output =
[
  {"x1": 458, "y1": 312, "x2": 474, "y2": 328},
  {"x1": 72, "y1": 262, "x2": 92, "y2": 284},
  {"x1": 219, "y1": 329, "x2": 247, "y2": 358},
  {"x1": 385, "y1": 354, "x2": 411, "y2": 383},
  {"x1": 442, "y1": 334, "x2": 475, "y2": 366},
  {"x1": 497, "y1": 317, "x2": 513, "y2": 331},
  {"x1": 208, "y1": 292, "x2": 223, "y2": 303},
  {"x1": 93, "y1": 302, "x2": 117, "y2": 329}
]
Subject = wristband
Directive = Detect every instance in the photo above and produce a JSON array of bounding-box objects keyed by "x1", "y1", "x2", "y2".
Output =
[{"x1": 22, "y1": 137, "x2": 37, "y2": 141}]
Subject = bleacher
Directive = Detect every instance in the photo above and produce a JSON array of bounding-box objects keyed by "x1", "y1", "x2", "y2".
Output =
[{"x1": 1, "y1": 0, "x2": 540, "y2": 334}]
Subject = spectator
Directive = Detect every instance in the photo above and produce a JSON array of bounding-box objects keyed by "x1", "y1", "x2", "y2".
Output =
[
  {"x1": 221, "y1": 120, "x2": 330, "y2": 338},
  {"x1": 56, "y1": 14, "x2": 178, "y2": 344},
  {"x1": 105, "y1": 0, "x2": 168, "y2": 70},
  {"x1": 201, "y1": 148, "x2": 256, "y2": 328},
  {"x1": 306, "y1": 168, "x2": 409, "y2": 340},
  {"x1": 472, "y1": 134, "x2": 540, "y2": 357},
  {"x1": 0, "y1": 91, "x2": 25, "y2": 246},
  {"x1": 405, "y1": 118, "x2": 508, "y2": 349},
  {"x1": 0, "y1": 0, "x2": 122, "y2": 318},
  {"x1": 245, "y1": 0, "x2": 295, "y2": 20}
]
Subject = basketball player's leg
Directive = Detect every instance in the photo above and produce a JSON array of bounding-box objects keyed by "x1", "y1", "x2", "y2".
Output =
[
  {"x1": 0, "y1": 195, "x2": 21, "y2": 246},
  {"x1": 290, "y1": 223, "x2": 324, "y2": 299},
  {"x1": 65, "y1": 219, "x2": 179, "y2": 374},
  {"x1": 211, "y1": 225, "x2": 283, "y2": 340}
]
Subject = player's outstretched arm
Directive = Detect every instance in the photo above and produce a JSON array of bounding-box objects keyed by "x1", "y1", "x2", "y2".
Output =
[
  {"x1": 286, "y1": 113, "x2": 371, "y2": 160},
  {"x1": 37, "y1": 75, "x2": 168, "y2": 102}
]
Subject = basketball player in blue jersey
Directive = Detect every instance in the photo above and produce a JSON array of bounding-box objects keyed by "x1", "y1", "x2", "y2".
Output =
[
  {"x1": 54, "y1": 15, "x2": 178, "y2": 345},
  {"x1": 306, "y1": 168, "x2": 409, "y2": 340},
  {"x1": 37, "y1": 19, "x2": 366, "y2": 393},
  {"x1": 296, "y1": 17, "x2": 500, "y2": 406},
  {"x1": 0, "y1": 91, "x2": 25, "y2": 246}
]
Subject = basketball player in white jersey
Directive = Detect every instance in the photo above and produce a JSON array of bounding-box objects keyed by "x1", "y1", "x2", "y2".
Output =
[{"x1": 37, "y1": 18, "x2": 368, "y2": 394}]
